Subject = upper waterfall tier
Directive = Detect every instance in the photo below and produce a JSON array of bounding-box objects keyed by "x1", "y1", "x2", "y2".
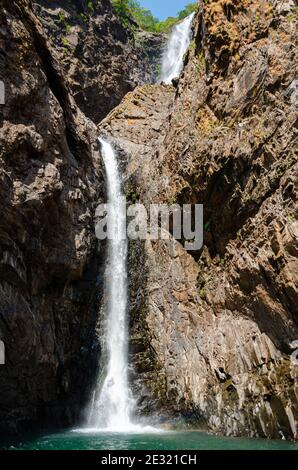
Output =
[{"x1": 160, "y1": 13, "x2": 195, "y2": 84}]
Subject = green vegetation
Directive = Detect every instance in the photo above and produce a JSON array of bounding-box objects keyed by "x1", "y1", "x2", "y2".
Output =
[
  {"x1": 79, "y1": 12, "x2": 89, "y2": 23},
  {"x1": 287, "y1": 5, "x2": 298, "y2": 21},
  {"x1": 76, "y1": 1, "x2": 98, "y2": 25},
  {"x1": 125, "y1": 189, "x2": 139, "y2": 203},
  {"x1": 199, "y1": 287, "x2": 207, "y2": 300},
  {"x1": 61, "y1": 36, "x2": 70, "y2": 48},
  {"x1": 178, "y1": 2, "x2": 198, "y2": 20},
  {"x1": 57, "y1": 12, "x2": 71, "y2": 32},
  {"x1": 204, "y1": 220, "x2": 211, "y2": 231},
  {"x1": 87, "y1": 1, "x2": 95, "y2": 13},
  {"x1": 111, "y1": 0, "x2": 197, "y2": 33}
]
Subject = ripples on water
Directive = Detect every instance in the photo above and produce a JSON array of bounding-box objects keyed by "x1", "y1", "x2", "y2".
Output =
[{"x1": 3, "y1": 430, "x2": 298, "y2": 451}]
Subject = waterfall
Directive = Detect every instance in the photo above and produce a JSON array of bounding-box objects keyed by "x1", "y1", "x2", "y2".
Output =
[
  {"x1": 90, "y1": 138, "x2": 134, "y2": 431},
  {"x1": 160, "y1": 13, "x2": 195, "y2": 85}
]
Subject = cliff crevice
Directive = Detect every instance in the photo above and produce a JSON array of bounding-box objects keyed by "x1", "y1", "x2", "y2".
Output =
[{"x1": 100, "y1": 0, "x2": 298, "y2": 439}]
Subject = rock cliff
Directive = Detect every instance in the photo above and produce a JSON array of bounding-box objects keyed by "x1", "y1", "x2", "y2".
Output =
[
  {"x1": 32, "y1": 0, "x2": 165, "y2": 123},
  {"x1": 0, "y1": 0, "x2": 168, "y2": 436},
  {"x1": 0, "y1": 0, "x2": 297, "y2": 441},
  {"x1": 0, "y1": 0, "x2": 105, "y2": 434},
  {"x1": 100, "y1": 0, "x2": 298, "y2": 439},
  {"x1": 0, "y1": 0, "x2": 167, "y2": 436}
]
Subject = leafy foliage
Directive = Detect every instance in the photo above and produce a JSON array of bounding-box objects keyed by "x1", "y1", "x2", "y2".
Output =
[
  {"x1": 178, "y1": 3, "x2": 197, "y2": 20},
  {"x1": 111, "y1": 0, "x2": 197, "y2": 33}
]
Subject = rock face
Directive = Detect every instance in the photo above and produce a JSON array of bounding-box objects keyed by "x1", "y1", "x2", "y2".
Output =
[
  {"x1": 100, "y1": 0, "x2": 298, "y2": 439},
  {"x1": 32, "y1": 0, "x2": 164, "y2": 124},
  {"x1": 0, "y1": 0, "x2": 167, "y2": 437},
  {"x1": 0, "y1": 0, "x2": 297, "y2": 442},
  {"x1": 0, "y1": 0, "x2": 104, "y2": 434},
  {"x1": 135, "y1": 31, "x2": 167, "y2": 83}
]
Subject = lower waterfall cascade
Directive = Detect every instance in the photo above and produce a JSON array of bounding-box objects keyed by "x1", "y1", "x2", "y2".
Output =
[
  {"x1": 88, "y1": 138, "x2": 135, "y2": 431},
  {"x1": 1, "y1": 0, "x2": 297, "y2": 449}
]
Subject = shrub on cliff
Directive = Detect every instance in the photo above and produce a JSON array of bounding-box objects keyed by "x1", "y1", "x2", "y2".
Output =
[{"x1": 111, "y1": 0, "x2": 197, "y2": 33}]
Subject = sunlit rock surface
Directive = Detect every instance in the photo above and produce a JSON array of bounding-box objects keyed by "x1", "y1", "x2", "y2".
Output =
[{"x1": 99, "y1": 0, "x2": 298, "y2": 439}]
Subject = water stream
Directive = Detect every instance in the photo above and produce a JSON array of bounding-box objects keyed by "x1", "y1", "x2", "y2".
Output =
[
  {"x1": 88, "y1": 138, "x2": 134, "y2": 431},
  {"x1": 87, "y1": 13, "x2": 196, "y2": 433},
  {"x1": 160, "y1": 13, "x2": 195, "y2": 84}
]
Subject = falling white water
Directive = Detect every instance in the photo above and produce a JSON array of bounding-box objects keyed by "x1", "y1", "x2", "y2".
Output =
[
  {"x1": 89, "y1": 138, "x2": 134, "y2": 431},
  {"x1": 160, "y1": 13, "x2": 195, "y2": 85}
]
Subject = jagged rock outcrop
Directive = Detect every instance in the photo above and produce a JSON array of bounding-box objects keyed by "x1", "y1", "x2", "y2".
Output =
[
  {"x1": 100, "y1": 0, "x2": 298, "y2": 439},
  {"x1": 100, "y1": 84, "x2": 175, "y2": 184},
  {"x1": 0, "y1": 0, "x2": 167, "y2": 437},
  {"x1": 1, "y1": 0, "x2": 297, "y2": 442},
  {"x1": 135, "y1": 31, "x2": 167, "y2": 83},
  {"x1": 0, "y1": 0, "x2": 104, "y2": 434},
  {"x1": 32, "y1": 0, "x2": 165, "y2": 124}
]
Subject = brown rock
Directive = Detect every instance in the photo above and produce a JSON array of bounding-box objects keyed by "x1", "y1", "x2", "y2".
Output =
[
  {"x1": 0, "y1": 0, "x2": 104, "y2": 435},
  {"x1": 100, "y1": 0, "x2": 298, "y2": 439}
]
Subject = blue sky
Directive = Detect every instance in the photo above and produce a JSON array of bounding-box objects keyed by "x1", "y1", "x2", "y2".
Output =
[{"x1": 139, "y1": 0, "x2": 195, "y2": 20}]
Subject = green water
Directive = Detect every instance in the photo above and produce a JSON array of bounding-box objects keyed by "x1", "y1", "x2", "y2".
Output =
[{"x1": 2, "y1": 430, "x2": 298, "y2": 450}]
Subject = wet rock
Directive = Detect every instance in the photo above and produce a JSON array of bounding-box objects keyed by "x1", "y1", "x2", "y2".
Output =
[
  {"x1": 0, "y1": 0, "x2": 104, "y2": 435},
  {"x1": 100, "y1": 0, "x2": 298, "y2": 439}
]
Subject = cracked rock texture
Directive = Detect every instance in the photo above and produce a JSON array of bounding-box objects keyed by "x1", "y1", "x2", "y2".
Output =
[
  {"x1": 32, "y1": 0, "x2": 165, "y2": 124},
  {"x1": 0, "y1": 0, "x2": 166, "y2": 437},
  {"x1": 0, "y1": 0, "x2": 105, "y2": 434},
  {"x1": 100, "y1": 0, "x2": 298, "y2": 439},
  {"x1": 0, "y1": 0, "x2": 297, "y2": 441}
]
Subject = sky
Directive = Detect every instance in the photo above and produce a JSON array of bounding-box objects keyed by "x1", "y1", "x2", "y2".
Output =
[{"x1": 139, "y1": 0, "x2": 195, "y2": 20}]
